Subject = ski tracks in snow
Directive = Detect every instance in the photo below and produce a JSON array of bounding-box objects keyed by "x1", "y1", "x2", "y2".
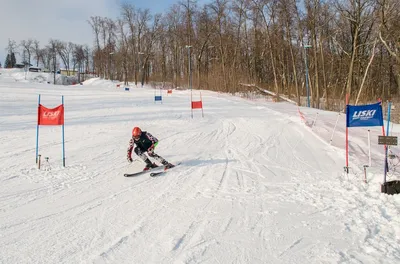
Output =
[
  {"x1": 2, "y1": 80, "x2": 399, "y2": 263},
  {"x1": 172, "y1": 110, "x2": 364, "y2": 263},
  {"x1": 156, "y1": 119, "x2": 276, "y2": 263}
]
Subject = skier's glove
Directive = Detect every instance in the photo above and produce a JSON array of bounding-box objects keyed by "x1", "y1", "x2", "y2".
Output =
[
  {"x1": 128, "y1": 157, "x2": 133, "y2": 163},
  {"x1": 147, "y1": 144, "x2": 154, "y2": 154}
]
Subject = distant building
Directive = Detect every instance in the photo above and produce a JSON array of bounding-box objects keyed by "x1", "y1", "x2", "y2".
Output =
[
  {"x1": 29, "y1": 67, "x2": 41, "y2": 72},
  {"x1": 14, "y1": 63, "x2": 26, "y2": 69},
  {"x1": 15, "y1": 62, "x2": 33, "y2": 69},
  {"x1": 60, "y1": 69, "x2": 81, "y2": 76}
]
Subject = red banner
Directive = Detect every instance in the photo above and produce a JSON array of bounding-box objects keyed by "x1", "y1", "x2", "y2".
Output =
[
  {"x1": 38, "y1": 104, "x2": 64, "y2": 125},
  {"x1": 191, "y1": 101, "x2": 203, "y2": 109}
]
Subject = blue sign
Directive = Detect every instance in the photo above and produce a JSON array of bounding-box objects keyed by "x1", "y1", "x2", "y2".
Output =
[{"x1": 346, "y1": 102, "x2": 383, "y2": 127}]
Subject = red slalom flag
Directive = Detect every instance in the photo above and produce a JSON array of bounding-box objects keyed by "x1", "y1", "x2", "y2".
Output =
[
  {"x1": 191, "y1": 101, "x2": 203, "y2": 109},
  {"x1": 38, "y1": 104, "x2": 64, "y2": 125}
]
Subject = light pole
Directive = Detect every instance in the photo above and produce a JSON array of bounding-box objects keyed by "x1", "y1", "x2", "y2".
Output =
[
  {"x1": 109, "y1": 52, "x2": 114, "y2": 82},
  {"x1": 304, "y1": 44, "x2": 312, "y2": 107},
  {"x1": 138, "y1": 52, "x2": 144, "y2": 87},
  {"x1": 53, "y1": 51, "x2": 56, "y2": 85},
  {"x1": 23, "y1": 61, "x2": 29, "y2": 80},
  {"x1": 186, "y1": 45, "x2": 192, "y2": 91}
]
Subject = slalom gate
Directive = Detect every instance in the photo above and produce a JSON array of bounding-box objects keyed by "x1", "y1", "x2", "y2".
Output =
[
  {"x1": 36, "y1": 94, "x2": 66, "y2": 167},
  {"x1": 191, "y1": 91, "x2": 204, "y2": 118},
  {"x1": 154, "y1": 87, "x2": 162, "y2": 104},
  {"x1": 345, "y1": 95, "x2": 400, "y2": 194}
]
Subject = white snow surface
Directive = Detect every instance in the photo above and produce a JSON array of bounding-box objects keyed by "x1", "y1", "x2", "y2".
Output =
[{"x1": 0, "y1": 68, "x2": 399, "y2": 264}]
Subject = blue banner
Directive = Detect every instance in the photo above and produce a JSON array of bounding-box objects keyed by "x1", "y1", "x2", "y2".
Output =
[{"x1": 346, "y1": 102, "x2": 383, "y2": 127}]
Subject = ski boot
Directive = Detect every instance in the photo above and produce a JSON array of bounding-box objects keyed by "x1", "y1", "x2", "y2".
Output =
[
  {"x1": 144, "y1": 159, "x2": 158, "y2": 171},
  {"x1": 162, "y1": 160, "x2": 175, "y2": 170}
]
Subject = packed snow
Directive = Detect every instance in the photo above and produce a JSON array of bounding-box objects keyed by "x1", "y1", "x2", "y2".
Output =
[{"x1": 0, "y1": 68, "x2": 399, "y2": 264}]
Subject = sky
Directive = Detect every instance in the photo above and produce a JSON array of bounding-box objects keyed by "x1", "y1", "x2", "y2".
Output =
[
  {"x1": 0, "y1": 0, "x2": 211, "y2": 66},
  {"x1": 0, "y1": 68, "x2": 399, "y2": 263}
]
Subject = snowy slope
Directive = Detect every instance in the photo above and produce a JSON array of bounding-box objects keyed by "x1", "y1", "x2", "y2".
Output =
[
  {"x1": 0, "y1": 68, "x2": 79, "y2": 85},
  {"x1": 0, "y1": 68, "x2": 399, "y2": 264}
]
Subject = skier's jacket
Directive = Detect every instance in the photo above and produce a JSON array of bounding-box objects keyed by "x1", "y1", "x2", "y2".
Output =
[{"x1": 127, "y1": 131, "x2": 158, "y2": 158}]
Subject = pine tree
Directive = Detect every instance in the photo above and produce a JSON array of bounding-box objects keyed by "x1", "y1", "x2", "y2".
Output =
[
  {"x1": 10, "y1": 52, "x2": 16, "y2": 68},
  {"x1": 4, "y1": 54, "x2": 10, "y2": 68}
]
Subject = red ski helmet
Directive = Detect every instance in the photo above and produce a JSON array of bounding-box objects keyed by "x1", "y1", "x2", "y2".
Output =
[{"x1": 132, "y1": 127, "x2": 142, "y2": 139}]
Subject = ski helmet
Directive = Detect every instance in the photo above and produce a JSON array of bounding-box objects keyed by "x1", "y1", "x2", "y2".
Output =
[{"x1": 132, "y1": 127, "x2": 142, "y2": 138}]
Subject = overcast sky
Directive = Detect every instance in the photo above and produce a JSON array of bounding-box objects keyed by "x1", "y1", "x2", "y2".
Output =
[{"x1": 0, "y1": 0, "x2": 211, "y2": 66}]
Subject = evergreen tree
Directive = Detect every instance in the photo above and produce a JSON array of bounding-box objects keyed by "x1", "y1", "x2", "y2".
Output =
[
  {"x1": 10, "y1": 52, "x2": 16, "y2": 68},
  {"x1": 4, "y1": 54, "x2": 10, "y2": 68}
]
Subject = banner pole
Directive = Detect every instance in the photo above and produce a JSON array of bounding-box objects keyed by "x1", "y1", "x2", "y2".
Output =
[
  {"x1": 345, "y1": 94, "x2": 349, "y2": 173},
  {"x1": 382, "y1": 122, "x2": 387, "y2": 183},
  {"x1": 36, "y1": 94, "x2": 41, "y2": 164},
  {"x1": 200, "y1": 92, "x2": 204, "y2": 118},
  {"x1": 384, "y1": 102, "x2": 391, "y2": 184},
  {"x1": 346, "y1": 126, "x2": 349, "y2": 170},
  {"x1": 62, "y1": 95, "x2": 65, "y2": 167},
  {"x1": 386, "y1": 102, "x2": 391, "y2": 136},
  {"x1": 191, "y1": 90, "x2": 193, "y2": 119},
  {"x1": 367, "y1": 129, "x2": 371, "y2": 167}
]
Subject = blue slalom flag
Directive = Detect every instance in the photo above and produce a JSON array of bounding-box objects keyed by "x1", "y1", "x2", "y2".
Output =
[{"x1": 346, "y1": 102, "x2": 383, "y2": 127}]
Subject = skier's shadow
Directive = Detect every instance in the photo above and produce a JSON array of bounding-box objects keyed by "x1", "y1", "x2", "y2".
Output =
[{"x1": 177, "y1": 159, "x2": 235, "y2": 167}]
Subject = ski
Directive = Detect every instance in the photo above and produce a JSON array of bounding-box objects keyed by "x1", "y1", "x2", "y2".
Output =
[
  {"x1": 149, "y1": 171, "x2": 165, "y2": 177},
  {"x1": 124, "y1": 166, "x2": 160, "y2": 177},
  {"x1": 150, "y1": 163, "x2": 181, "y2": 177}
]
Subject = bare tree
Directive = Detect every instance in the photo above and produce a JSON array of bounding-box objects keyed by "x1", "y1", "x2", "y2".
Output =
[
  {"x1": 58, "y1": 42, "x2": 74, "y2": 74},
  {"x1": 121, "y1": 3, "x2": 138, "y2": 84},
  {"x1": 117, "y1": 18, "x2": 129, "y2": 85},
  {"x1": 355, "y1": 38, "x2": 377, "y2": 104},
  {"x1": 88, "y1": 16, "x2": 103, "y2": 76},
  {"x1": 194, "y1": 5, "x2": 214, "y2": 89},
  {"x1": 251, "y1": 0, "x2": 280, "y2": 95},
  {"x1": 378, "y1": 0, "x2": 400, "y2": 95},
  {"x1": 83, "y1": 45, "x2": 91, "y2": 78},
  {"x1": 135, "y1": 8, "x2": 152, "y2": 86},
  {"x1": 73, "y1": 45, "x2": 85, "y2": 82},
  {"x1": 278, "y1": 0, "x2": 301, "y2": 104},
  {"x1": 335, "y1": 0, "x2": 376, "y2": 102},
  {"x1": 141, "y1": 13, "x2": 162, "y2": 86},
  {"x1": 5, "y1": 39, "x2": 17, "y2": 56},
  {"x1": 164, "y1": 4, "x2": 186, "y2": 88},
  {"x1": 88, "y1": 16, "x2": 102, "y2": 51},
  {"x1": 47, "y1": 39, "x2": 63, "y2": 84},
  {"x1": 78, "y1": 0, "x2": 400, "y2": 109},
  {"x1": 32, "y1": 40, "x2": 42, "y2": 67},
  {"x1": 20, "y1": 39, "x2": 33, "y2": 65},
  {"x1": 209, "y1": 0, "x2": 230, "y2": 91}
]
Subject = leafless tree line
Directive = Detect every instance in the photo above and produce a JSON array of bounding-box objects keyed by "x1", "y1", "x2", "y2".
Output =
[
  {"x1": 88, "y1": 0, "x2": 400, "y2": 108},
  {"x1": 5, "y1": 38, "x2": 92, "y2": 80},
  {"x1": 7, "y1": 0, "x2": 399, "y2": 109}
]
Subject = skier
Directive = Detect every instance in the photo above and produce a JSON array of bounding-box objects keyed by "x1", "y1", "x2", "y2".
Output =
[{"x1": 127, "y1": 127, "x2": 174, "y2": 171}]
